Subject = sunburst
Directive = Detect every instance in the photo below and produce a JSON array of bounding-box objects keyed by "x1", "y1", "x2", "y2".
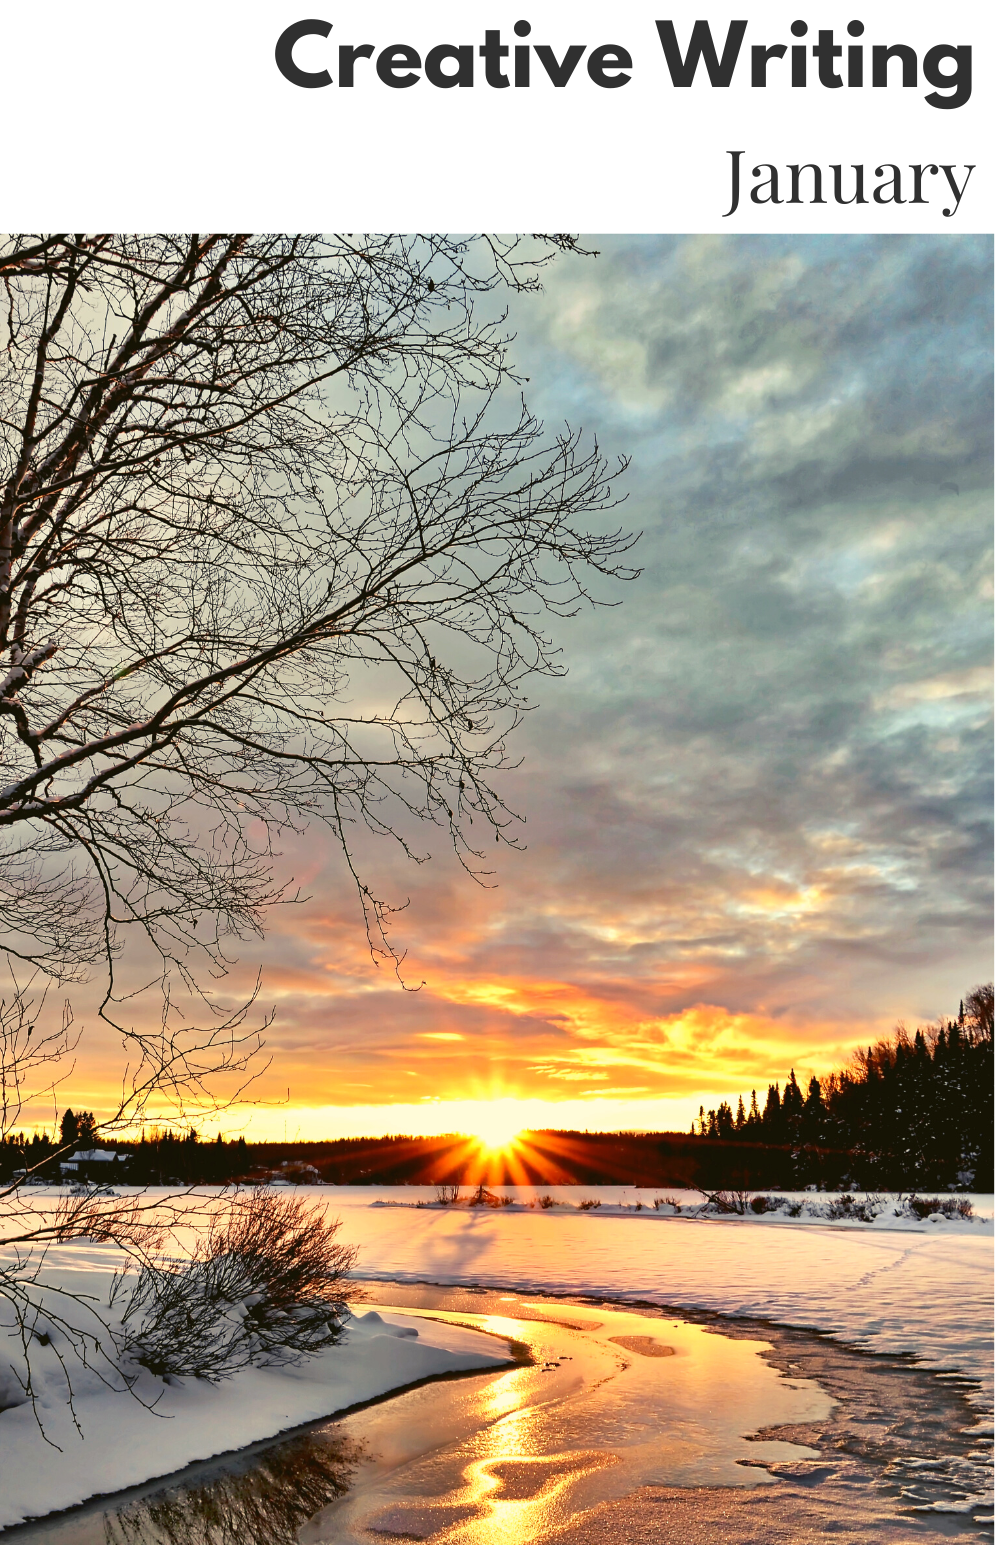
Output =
[{"x1": 470, "y1": 1110, "x2": 524, "y2": 1154}]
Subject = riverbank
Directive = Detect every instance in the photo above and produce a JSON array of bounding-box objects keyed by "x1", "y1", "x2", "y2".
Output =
[
  {"x1": 4, "y1": 1186, "x2": 990, "y2": 1532},
  {"x1": 0, "y1": 1290, "x2": 509, "y2": 1532}
]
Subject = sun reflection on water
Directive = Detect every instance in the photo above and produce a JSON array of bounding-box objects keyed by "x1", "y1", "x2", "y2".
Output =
[{"x1": 451, "y1": 1449, "x2": 616, "y2": 1545}]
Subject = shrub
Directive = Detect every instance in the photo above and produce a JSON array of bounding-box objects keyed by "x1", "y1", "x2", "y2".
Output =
[
  {"x1": 537, "y1": 1194, "x2": 556, "y2": 1209},
  {"x1": 468, "y1": 1185, "x2": 503, "y2": 1207},
  {"x1": 703, "y1": 1189, "x2": 753, "y2": 1215},
  {"x1": 119, "y1": 1190, "x2": 357, "y2": 1380},
  {"x1": 577, "y1": 1198, "x2": 601, "y2": 1210},
  {"x1": 825, "y1": 1193, "x2": 882, "y2": 1223},
  {"x1": 749, "y1": 1194, "x2": 784, "y2": 1214},
  {"x1": 903, "y1": 1195, "x2": 974, "y2": 1221},
  {"x1": 653, "y1": 1195, "x2": 682, "y2": 1212},
  {"x1": 434, "y1": 1184, "x2": 462, "y2": 1205}
]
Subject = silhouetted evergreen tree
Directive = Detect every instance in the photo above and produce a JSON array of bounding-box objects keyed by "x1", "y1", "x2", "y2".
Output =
[
  {"x1": 802, "y1": 1076, "x2": 825, "y2": 1143},
  {"x1": 762, "y1": 1083, "x2": 782, "y2": 1144},
  {"x1": 692, "y1": 985, "x2": 993, "y2": 1189},
  {"x1": 59, "y1": 1108, "x2": 98, "y2": 1149}
]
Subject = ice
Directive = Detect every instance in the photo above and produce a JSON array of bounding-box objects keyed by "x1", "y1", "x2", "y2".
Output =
[{"x1": 320, "y1": 1186, "x2": 994, "y2": 1408}]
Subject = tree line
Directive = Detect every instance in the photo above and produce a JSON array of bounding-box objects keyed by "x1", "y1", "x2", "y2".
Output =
[
  {"x1": 692, "y1": 985, "x2": 993, "y2": 1191},
  {"x1": 6, "y1": 987, "x2": 989, "y2": 1193},
  {"x1": 0, "y1": 1120, "x2": 252, "y2": 1186}
]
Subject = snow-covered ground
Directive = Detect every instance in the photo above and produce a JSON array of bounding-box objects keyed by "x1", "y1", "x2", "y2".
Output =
[
  {"x1": 2, "y1": 1184, "x2": 990, "y2": 1529},
  {"x1": 0, "y1": 1245, "x2": 509, "y2": 1531}
]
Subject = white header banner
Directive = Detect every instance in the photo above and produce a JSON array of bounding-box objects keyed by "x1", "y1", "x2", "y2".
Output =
[{"x1": 5, "y1": 2, "x2": 990, "y2": 230}]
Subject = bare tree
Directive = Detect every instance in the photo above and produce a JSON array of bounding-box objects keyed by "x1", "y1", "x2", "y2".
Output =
[
  {"x1": 963, "y1": 983, "x2": 993, "y2": 1038},
  {"x1": 0, "y1": 235, "x2": 634, "y2": 1437},
  {"x1": 0, "y1": 233, "x2": 634, "y2": 1079}
]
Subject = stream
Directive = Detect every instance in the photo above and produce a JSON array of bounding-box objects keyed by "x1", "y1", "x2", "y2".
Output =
[{"x1": 6, "y1": 1282, "x2": 991, "y2": 1544}]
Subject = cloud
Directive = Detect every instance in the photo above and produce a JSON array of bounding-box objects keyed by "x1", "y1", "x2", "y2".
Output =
[
  {"x1": 500, "y1": 235, "x2": 992, "y2": 1015},
  {"x1": 47, "y1": 238, "x2": 991, "y2": 1138}
]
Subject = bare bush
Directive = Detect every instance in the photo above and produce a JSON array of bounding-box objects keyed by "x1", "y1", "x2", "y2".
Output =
[
  {"x1": 824, "y1": 1193, "x2": 883, "y2": 1223},
  {"x1": 700, "y1": 1188, "x2": 754, "y2": 1215},
  {"x1": 468, "y1": 1183, "x2": 506, "y2": 1207},
  {"x1": 901, "y1": 1195, "x2": 974, "y2": 1221},
  {"x1": 118, "y1": 1190, "x2": 357, "y2": 1380}
]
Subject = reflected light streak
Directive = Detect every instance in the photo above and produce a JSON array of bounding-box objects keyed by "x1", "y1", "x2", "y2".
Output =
[{"x1": 454, "y1": 1447, "x2": 616, "y2": 1545}]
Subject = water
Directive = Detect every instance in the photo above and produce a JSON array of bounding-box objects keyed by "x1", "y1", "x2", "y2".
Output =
[{"x1": 5, "y1": 1284, "x2": 990, "y2": 1543}]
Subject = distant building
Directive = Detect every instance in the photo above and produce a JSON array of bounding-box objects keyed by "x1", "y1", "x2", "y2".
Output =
[{"x1": 59, "y1": 1149, "x2": 131, "y2": 1183}]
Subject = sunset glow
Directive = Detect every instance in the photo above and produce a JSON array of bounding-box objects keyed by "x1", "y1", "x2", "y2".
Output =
[{"x1": 21, "y1": 237, "x2": 990, "y2": 1144}]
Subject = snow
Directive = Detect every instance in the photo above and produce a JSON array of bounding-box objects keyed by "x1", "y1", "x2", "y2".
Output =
[
  {"x1": 365, "y1": 1184, "x2": 993, "y2": 1231},
  {"x1": 2, "y1": 1184, "x2": 990, "y2": 1528},
  {"x1": 0, "y1": 1244, "x2": 509, "y2": 1531}
]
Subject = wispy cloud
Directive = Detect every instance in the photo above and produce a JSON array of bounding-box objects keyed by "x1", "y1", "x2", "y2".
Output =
[{"x1": 53, "y1": 237, "x2": 992, "y2": 1138}]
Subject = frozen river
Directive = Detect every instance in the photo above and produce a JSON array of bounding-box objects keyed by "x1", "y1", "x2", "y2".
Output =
[
  {"x1": 8, "y1": 1283, "x2": 990, "y2": 1543},
  {"x1": 327, "y1": 1187, "x2": 994, "y2": 1405}
]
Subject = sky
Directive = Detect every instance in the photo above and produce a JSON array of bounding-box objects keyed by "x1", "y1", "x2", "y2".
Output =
[{"x1": 63, "y1": 235, "x2": 994, "y2": 1141}]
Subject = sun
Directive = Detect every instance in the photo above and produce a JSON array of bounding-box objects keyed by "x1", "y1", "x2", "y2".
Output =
[{"x1": 470, "y1": 1111, "x2": 524, "y2": 1153}]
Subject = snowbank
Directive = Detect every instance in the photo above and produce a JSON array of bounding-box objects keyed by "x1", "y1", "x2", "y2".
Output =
[{"x1": 0, "y1": 1242, "x2": 510, "y2": 1531}]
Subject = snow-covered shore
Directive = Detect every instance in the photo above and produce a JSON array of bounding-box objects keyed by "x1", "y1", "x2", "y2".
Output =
[
  {"x1": 367, "y1": 1184, "x2": 994, "y2": 1232},
  {"x1": 0, "y1": 1248, "x2": 509, "y2": 1532}
]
